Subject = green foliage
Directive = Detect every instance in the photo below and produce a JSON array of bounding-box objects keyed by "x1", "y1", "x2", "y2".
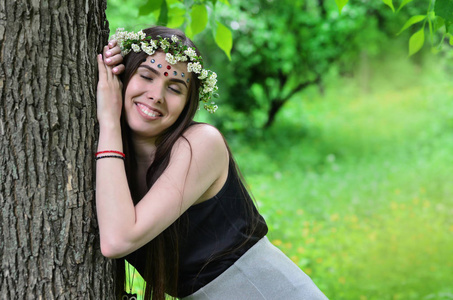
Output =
[
  {"x1": 335, "y1": 0, "x2": 349, "y2": 13},
  {"x1": 408, "y1": 28, "x2": 425, "y2": 56},
  {"x1": 157, "y1": 0, "x2": 168, "y2": 26},
  {"x1": 230, "y1": 56, "x2": 453, "y2": 299},
  {"x1": 106, "y1": 0, "x2": 232, "y2": 59},
  {"x1": 214, "y1": 21, "x2": 232, "y2": 60},
  {"x1": 189, "y1": 5, "x2": 208, "y2": 37},
  {"x1": 138, "y1": 0, "x2": 162, "y2": 15},
  {"x1": 140, "y1": 0, "x2": 233, "y2": 59},
  {"x1": 107, "y1": 0, "x2": 447, "y2": 130},
  {"x1": 435, "y1": 0, "x2": 453, "y2": 22},
  {"x1": 334, "y1": 0, "x2": 453, "y2": 56},
  {"x1": 397, "y1": 0, "x2": 414, "y2": 11},
  {"x1": 382, "y1": 0, "x2": 395, "y2": 12},
  {"x1": 204, "y1": 0, "x2": 398, "y2": 129},
  {"x1": 396, "y1": 14, "x2": 426, "y2": 35}
]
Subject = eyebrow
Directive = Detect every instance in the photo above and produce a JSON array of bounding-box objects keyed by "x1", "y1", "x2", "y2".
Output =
[{"x1": 138, "y1": 64, "x2": 188, "y2": 88}]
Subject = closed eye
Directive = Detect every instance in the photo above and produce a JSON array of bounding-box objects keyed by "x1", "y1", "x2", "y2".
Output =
[
  {"x1": 140, "y1": 75, "x2": 153, "y2": 81},
  {"x1": 169, "y1": 86, "x2": 182, "y2": 94}
]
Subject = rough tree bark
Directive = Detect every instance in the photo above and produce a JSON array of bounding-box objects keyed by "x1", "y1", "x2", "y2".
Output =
[{"x1": 0, "y1": 0, "x2": 114, "y2": 298}]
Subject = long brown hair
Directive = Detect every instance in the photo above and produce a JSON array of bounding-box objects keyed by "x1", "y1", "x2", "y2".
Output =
[{"x1": 116, "y1": 26, "x2": 201, "y2": 300}]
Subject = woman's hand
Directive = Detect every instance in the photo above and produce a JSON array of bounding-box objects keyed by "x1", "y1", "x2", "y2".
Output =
[
  {"x1": 103, "y1": 40, "x2": 125, "y2": 75},
  {"x1": 96, "y1": 51, "x2": 123, "y2": 127}
]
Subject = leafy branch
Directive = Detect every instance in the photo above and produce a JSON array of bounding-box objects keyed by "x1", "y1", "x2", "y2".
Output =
[
  {"x1": 336, "y1": 0, "x2": 453, "y2": 56},
  {"x1": 138, "y1": 0, "x2": 233, "y2": 59}
]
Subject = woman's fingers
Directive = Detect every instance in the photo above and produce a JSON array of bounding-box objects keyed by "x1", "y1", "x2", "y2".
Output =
[
  {"x1": 112, "y1": 64, "x2": 125, "y2": 75},
  {"x1": 107, "y1": 40, "x2": 121, "y2": 55},
  {"x1": 103, "y1": 40, "x2": 124, "y2": 74},
  {"x1": 97, "y1": 54, "x2": 107, "y2": 81},
  {"x1": 104, "y1": 53, "x2": 123, "y2": 67},
  {"x1": 108, "y1": 39, "x2": 118, "y2": 49},
  {"x1": 98, "y1": 52, "x2": 115, "y2": 83}
]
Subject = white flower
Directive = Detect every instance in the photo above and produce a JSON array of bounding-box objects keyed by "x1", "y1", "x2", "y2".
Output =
[
  {"x1": 149, "y1": 39, "x2": 157, "y2": 49},
  {"x1": 203, "y1": 86, "x2": 214, "y2": 93},
  {"x1": 209, "y1": 72, "x2": 217, "y2": 80},
  {"x1": 165, "y1": 53, "x2": 177, "y2": 65},
  {"x1": 198, "y1": 69, "x2": 208, "y2": 80},
  {"x1": 141, "y1": 43, "x2": 155, "y2": 55},
  {"x1": 188, "y1": 62, "x2": 202, "y2": 74},
  {"x1": 131, "y1": 44, "x2": 140, "y2": 52},
  {"x1": 126, "y1": 32, "x2": 138, "y2": 40},
  {"x1": 175, "y1": 54, "x2": 188, "y2": 62},
  {"x1": 138, "y1": 30, "x2": 146, "y2": 40},
  {"x1": 204, "y1": 104, "x2": 218, "y2": 113},
  {"x1": 171, "y1": 35, "x2": 179, "y2": 43},
  {"x1": 160, "y1": 38, "x2": 170, "y2": 50},
  {"x1": 184, "y1": 48, "x2": 197, "y2": 59}
]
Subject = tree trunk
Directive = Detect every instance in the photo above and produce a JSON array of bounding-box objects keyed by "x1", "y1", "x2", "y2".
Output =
[
  {"x1": 0, "y1": 1, "x2": 114, "y2": 298},
  {"x1": 263, "y1": 76, "x2": 320, "y2": 129},
  {"x1": 263, "y1": 99, "x2": 285, "y2": 129}
]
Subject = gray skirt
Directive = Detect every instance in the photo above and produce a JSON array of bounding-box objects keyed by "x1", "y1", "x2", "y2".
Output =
[{"x1": 182, "y1": 236, "x2": 328, "y2": 300}]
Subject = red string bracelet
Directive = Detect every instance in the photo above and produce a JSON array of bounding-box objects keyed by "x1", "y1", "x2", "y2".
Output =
[{"x1": 95, "y1": 150, "x2": 125, "y2": 158}]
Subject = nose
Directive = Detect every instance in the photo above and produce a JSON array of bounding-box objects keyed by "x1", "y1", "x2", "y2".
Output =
[{"x1": 145, "y1": 83, "x2": 164, "y2": 103}]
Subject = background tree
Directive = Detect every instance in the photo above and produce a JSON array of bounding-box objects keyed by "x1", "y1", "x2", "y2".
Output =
[
  {"x1": 0, "y1": 0, "x2": 115, "y2": 298},
  {"x1": 202, "y1": 0, "x2": 433, "y2": 130}
]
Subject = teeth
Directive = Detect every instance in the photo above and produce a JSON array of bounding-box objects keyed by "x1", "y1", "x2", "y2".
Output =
[{"x1": 137, "y1": 103, "x2": 160, "y2": 117}]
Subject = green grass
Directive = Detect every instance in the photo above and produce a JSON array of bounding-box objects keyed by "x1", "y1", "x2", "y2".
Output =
[
  {"x1": 127, "y1": 55, "x2": 453, "y2": 299},
  {"x1": 228, "y1": 56, "x2": 453, "y2": 299}
]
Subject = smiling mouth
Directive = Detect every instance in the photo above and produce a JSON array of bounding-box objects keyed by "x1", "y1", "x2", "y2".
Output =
[{"x1": 136, "y1": 103, "x2": 163, "y2": 117}]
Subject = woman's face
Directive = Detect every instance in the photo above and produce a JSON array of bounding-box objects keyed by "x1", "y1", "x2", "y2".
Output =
[{"x1": 124, "y1": 51, "x2": 191, "y2": 140}]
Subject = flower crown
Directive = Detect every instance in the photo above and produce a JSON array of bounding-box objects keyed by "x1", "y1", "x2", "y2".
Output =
[{"x1": 111, "y1": 28, "x2": 218, "y2": 113}]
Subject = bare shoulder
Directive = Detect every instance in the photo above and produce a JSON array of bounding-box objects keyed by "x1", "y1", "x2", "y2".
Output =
[
  {"x1": 175, "y1": 123, "x2": 228, "y2": 169},
  {"x1": 183, "y1": 123, "x2": 226, "y2": 149},
  {"x1": 185, "y1": 123, "x2": 223, "y2": 138}
]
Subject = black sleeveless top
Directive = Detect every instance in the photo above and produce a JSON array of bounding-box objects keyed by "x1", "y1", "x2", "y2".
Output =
[{"x1": 126, "y1": 161, "x2": 268, "y2": 298}]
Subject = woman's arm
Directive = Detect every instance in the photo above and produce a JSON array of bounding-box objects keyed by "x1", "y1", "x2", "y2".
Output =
[{"x1": 95, "y1": 53, "x2": 135, "y2": 257}]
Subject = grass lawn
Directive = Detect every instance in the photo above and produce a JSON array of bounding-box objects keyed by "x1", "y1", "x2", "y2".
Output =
[{"x1": 229, "y1": 55, "x2": 453, "y2": 299}]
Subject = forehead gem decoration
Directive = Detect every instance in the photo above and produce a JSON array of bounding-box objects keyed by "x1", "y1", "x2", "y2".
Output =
[
  {"x1": 151, "y1": 59, "x2": 155, "y2": 63},
  {"x1": 157, "y1": 64, "x2": 162, "y2": 68},
  {"x1": 164, "y1": 72, "x2": 169, "y2": 76},
  {"x1": 173, "y1": 71, "x2": 177, "y2": 76},
  {"x1": 181, "y1": 72, "x2": 185, "y2": 78},
  {"x1": 167, "y1": 65, "x2": 171, "y2": 70}
]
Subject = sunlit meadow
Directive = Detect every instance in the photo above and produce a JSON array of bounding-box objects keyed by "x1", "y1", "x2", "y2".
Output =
[{"x1": 227, "y1": 54, "x2": 453, "y2": 299}]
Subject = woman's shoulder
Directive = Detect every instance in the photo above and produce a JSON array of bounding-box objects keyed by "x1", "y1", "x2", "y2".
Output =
[
  {"x1": 182, "y1": 123, "x2": 225, "y2": 146},
  {"x1": 176, "y1": 123, "x2": 228, "y2": 163}
]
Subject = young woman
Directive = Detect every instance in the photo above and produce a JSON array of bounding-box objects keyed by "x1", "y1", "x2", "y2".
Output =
[{"x1": 96, "y1": 26, "x2": 328, "y2": 300}]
